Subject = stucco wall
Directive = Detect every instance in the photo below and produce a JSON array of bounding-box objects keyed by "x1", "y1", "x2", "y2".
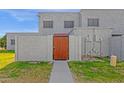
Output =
[
  {"x1": 110, "y1": 35, "x2": 124, "y2": 60},
  {"x1": 39, "y1": 12, "x2": 80, "y2": 35},
  {"x1": 7, "y1": 33, "x2": 39, "y2": 50},
  {"x1": 110, "y1": 36, "x2": 122, "y2": 59},
  {"x1": 69, "y1": 35, "x2": 81, "y2": 60},
  {"x1": 7, "y1": 33, "x2": 15, "y2": 50},
  {"x1": 80, "y1": 9, "x2": 124, "y2": 34},
  {"x1": 73, "y1": 28, "x2": 112, "y2": 57},
  {"x1": 39, "y1": 10, "x2": 124, "y2": 35},
  {"x1": 16, "y1": 35, "x2": 53, "y2": 61},
  {"x1": 120, "y1": 35, "x2": 124, "y2": 60}
]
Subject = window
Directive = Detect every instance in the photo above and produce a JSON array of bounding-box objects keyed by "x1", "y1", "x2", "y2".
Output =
[
  {"x1": 11, "y1": 39, "x2": 15, "y2": 45},
  {"x1": 88, "y1": 18, "x2": 99, "y2": 27},
  {"x1": 64, "y1": 21, "x2": 74, "y2": 28},
  {"x1": 43, "y1": 21, "x2": 53, "y2": 28}
]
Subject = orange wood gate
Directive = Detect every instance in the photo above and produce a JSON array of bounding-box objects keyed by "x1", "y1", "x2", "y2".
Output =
[{"x1": 53, "y1": 34, "x2": 69, "y2": 60}]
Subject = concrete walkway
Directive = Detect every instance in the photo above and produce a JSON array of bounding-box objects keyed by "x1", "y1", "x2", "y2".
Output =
[{"x1": 49, "y1": 61, "x2": 74, "y2": 83}]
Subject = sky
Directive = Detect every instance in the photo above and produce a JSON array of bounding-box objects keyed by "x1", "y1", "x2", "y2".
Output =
[{"x1": 0, "y1": 9, "x2": 80, "y2": 37}]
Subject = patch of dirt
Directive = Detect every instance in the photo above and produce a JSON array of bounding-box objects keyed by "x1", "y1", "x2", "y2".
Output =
[
  {"x1": 0, "y1": 78, "x2": 12, "y2": 83},
  {"x1": 81, "y1": 55, "x2": 97, "y2": 61},
  {"x1": 91, "y1": 67, "x2": 98, "y2": 72}
]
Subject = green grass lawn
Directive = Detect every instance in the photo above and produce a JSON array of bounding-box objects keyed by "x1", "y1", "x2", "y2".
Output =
[
  {"x1": 0, "y1": 50, "x2": 15, "y2": 69},
  {"x1": 0, "y1": 50, "x2": 52, "y2": 83},
  {"x1": 68, "y1": 58, "x2": 124, "y2": 83},
  {"x1": 0, "y1": 62, "x2": 52, "y2": 83}
]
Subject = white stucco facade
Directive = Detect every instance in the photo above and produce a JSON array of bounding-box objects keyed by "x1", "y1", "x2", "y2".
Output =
[
  {"x1": 80, "y1": 10, "x2": 124, "y2": 34},
  {"x1": 6, "y1": 9, "x2": 124, "y2": 61},
  {"x1": 39, "y1": 12, "x2": 80, "y2": 35}
]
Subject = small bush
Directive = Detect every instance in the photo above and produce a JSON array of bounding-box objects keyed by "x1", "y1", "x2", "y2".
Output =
[{"x1": 0, "y1": 50, "x2": 15, "y2": 53}]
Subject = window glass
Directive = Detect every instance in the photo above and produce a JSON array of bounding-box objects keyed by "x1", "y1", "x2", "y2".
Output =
[
  {"x1": 64, "y1": 21, "x2": 74, "y2": 28},
  {"x1": 11, "y1": 39, "x2": 15, "y2": 45},
  {"x1": 43, "y1": 21, "x2": 53, "y2": 28},
  {"x1": 88, "y1": 18, "x2": 99, "y2": 27}
]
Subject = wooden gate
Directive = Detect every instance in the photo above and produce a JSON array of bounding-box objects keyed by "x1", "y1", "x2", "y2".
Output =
[{"x1": 53, "y1": 34, "x2": 69, "y2": 60}]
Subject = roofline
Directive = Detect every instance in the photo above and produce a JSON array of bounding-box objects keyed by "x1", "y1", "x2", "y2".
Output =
[
  {"x1": 38, "y1": 12, "x2": 80, "y2": 15},
  {"x1": 38, "y1": 9, "x2": 124, "y2": 14},
  {"x1": 38, "y1": 12, "x2": 80, "y2": 13},
  {"x1": 80, "y1": 9, "x2": 124, "y2": 12},
  {"x1": 38, "y1": 9, "x2": 124, "y2": 16},
  {"x1": 81, "y1": 9, "x2": 124, "y2": 10},
  {"x1": 6, "y1": 32, "x2": 38, "y2": 34}
]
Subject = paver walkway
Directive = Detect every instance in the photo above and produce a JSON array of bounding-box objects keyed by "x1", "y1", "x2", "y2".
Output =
[{"x1": 49, "y1": 61, "x2": 74, "y2": 83}]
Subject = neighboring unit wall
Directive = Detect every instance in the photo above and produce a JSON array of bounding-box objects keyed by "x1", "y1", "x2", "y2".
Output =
[
  {"x1": 16, "y1": 35, "x2": 53, "y2": 61},
  {"x1": 73, "y1": 28, "x2": 112, "y2": 57},
  {"x1": 80, "y1": 9, "x2": 124, "y2": 34},
  {"x1": 7, "y1": 33, "x2": 15, "y2": 50},
  {"x1": 110, "y1": 35, "x2": 122, "y2": 59},
  {"x1": 39, "y1": 12, "x2": 80, "y2": 35},
  {"x1": 7, "y1": 33, "x2": 39, "y2": 50},
  {"x1": 110, "y1": 35, "x2": 124, "y2": 60},
  {"x1": 121, "y1": 35, "x2": 124, "y2": 60}
]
